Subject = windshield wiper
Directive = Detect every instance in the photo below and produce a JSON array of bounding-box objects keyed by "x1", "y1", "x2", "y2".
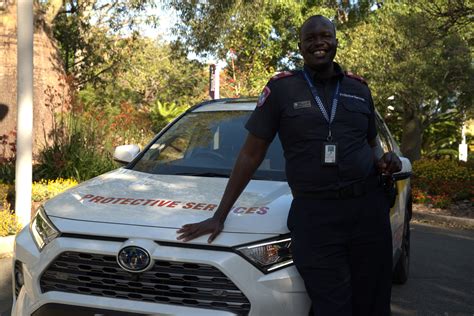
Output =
[
  {"x1": 175, "y1": 172, "x2": 281, "y2": 181},
  {"x1": 175, "y1": 172, "x2": 230, "y2": 178}
]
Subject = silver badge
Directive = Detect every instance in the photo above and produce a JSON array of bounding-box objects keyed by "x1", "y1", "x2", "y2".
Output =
[
  {"x1": 293, "y1": 100, "x2": 312, "y2": 109},
  {"x1": 117, "y1": 246, "x2": 151, "y2": 273}
]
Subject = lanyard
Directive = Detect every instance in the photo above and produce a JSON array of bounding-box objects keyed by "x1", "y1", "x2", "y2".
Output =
[{"x1": 302, "y1": 70, "x2": 340, "y2": 141}]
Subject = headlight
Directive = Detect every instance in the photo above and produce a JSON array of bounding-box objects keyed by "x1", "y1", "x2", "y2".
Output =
[
  {"x1": 235, "y1": 236, "x2": 293, "y2": 273},
  {"x1": 30, "y1": 206, "x2": 60, "y2": 250}
]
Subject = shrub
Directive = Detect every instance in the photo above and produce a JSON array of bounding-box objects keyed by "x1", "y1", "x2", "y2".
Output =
[
  {"x1": 412, "y1": 159, "x2": 473, "y2": 208},
  {"x1": 149, "y1": 100, "x2": 189, "y2": 132},
  {"x1": 34, "y1": 105, "x2": 118, "y2": 181},
  {"x1": 0, "y1": 181, "x2": 21, "y2": 236},
  {"x1": 0, "y1": 183, "x2": 10, "y2": 204},
  {"x1": 35, "y1": 86, "x2": 155, "y2": 182},
  {"x1": 35, "y1": 135, "x2": 117, "y2": 182},
  {"x1": 0, "y1": 208, "x2": 21, "y2": 237},
  {"x1": 32, "y1": 178, "x2": 78, "y2": 202},
  {"x1": 0, "y1": 183, "x2": 14, "y2": 210},
  {"x1": 0, "y1": 131, "x2": 17, "y2": 184}
]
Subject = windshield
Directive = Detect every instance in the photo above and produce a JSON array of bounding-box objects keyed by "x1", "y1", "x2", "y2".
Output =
[{"x1": 132, "y1": 111, "x2": 286, "y2": 181}]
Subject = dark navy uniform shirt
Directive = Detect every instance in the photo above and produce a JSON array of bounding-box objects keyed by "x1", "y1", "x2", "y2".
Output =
[{"x1": 245, "y1": 62, "x2": 377, "y2": 192}]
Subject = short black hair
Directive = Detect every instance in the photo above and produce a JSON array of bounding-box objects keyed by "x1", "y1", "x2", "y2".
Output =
[{"x1": 299, "y1": 15, "x2": 336, "y2": 39}]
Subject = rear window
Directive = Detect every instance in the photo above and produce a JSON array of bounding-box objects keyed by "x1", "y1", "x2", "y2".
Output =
[{"x1": 132, "y1": 111, "x2": 286, "y2": 181}]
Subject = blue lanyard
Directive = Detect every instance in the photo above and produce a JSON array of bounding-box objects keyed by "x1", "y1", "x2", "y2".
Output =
[{"x1": 302, "y1": 70, "x2": 340, "y2": 141}]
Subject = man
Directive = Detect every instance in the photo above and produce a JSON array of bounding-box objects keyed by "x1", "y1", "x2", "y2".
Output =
[{"x1": 177, "y1": 15, "x2": 401, "y2": 316}]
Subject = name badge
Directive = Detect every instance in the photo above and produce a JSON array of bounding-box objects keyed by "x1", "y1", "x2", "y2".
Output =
[
  {"x1": 293, "y1": 100, "x2": 312, "y2": 109},
  {"x1": 322, "y1": 142, "x2": 338, "y2": 166}
]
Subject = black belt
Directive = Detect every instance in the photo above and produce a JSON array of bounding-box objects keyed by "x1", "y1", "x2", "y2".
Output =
[{"x1": 292, "y1": 176, "x2": 381, "y2": 200}]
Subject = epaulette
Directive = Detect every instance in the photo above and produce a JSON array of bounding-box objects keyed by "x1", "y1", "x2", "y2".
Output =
[
  {"x1": 344, "y1": 71, "x2": 368, "y2": 85},
  {"x1": 270, "y1": 71, "x2": 295, "y2": 81}
]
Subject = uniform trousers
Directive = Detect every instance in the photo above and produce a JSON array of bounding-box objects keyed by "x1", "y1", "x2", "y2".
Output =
[{"x1": 287, "y1": 186, "x2": 392, "y2": 316}]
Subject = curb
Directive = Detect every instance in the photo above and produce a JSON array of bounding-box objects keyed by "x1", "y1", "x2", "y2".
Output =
[
  {"x1": 412, "y1": 210, "x2": 474, "y2": 230},
  {"x1": 0, "y1": 235, "x2": 15, "y2": 259}
]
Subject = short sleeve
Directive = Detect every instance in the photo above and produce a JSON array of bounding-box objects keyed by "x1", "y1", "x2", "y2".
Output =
[
  {"x1": 245, "y1": 81, "x2": 280, "y2": 142},
  {"x1": 367, "y1": 90, "x2": 377, "y2": 141}
]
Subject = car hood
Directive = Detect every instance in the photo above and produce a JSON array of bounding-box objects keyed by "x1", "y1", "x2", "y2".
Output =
[{"x1": 44, "y1": 168, "x2": 292, "y2": 235}]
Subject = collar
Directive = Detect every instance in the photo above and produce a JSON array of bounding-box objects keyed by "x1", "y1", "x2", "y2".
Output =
[{"x1": 303, "y1": 62, "x2": 344, "y2": 82}]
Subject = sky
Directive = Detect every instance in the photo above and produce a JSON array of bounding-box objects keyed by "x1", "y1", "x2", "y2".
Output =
[
  {"x1": 140, "y1": 5, "x2": 178, "y2": 41},
  {"x1": 139, "y1": 5, "x2": 220, "y2": 64},
  {"x1": 140, "y1": 4, "x2": 224, "y2": 66}
]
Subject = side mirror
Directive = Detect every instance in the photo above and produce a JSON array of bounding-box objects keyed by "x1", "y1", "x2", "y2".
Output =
[
  {"x1": 392, "y1": 156, "x2": 412, "y2": 181},
  {"x1": 113, "y1": 144, "x2": 140, "y2": 164}
]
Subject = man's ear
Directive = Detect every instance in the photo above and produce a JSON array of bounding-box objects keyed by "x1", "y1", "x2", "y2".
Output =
[
  {"x1": 297, "y1": 42, "x2": 302, "y2": 51},
  {"x1": 335, "y1": 38, "x2": 339, "y2": 47}
]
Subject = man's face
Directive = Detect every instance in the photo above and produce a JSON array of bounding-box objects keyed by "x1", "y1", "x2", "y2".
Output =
[{"x1": 298, "y1": 18, "x2": 338, "y2": 70}]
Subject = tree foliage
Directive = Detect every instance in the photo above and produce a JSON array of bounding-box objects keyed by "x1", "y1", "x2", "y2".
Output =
[
  {"x1": 168, "y1": 0, "x2": 377, "y2": 96},
  {"x1": 45, "y1": 0, "x2": 159, "y2": 86},
  {"x1": 338, "y1": 0, "x2": 473, "y2": 160},
  {"x1": 170, "y1": 0, "x2": 473, "y2": 161},
  {"x1": 36, "y1": 0, "x2": 472, "y2": 161},
  {"x1": 41, "y1": 0, "x2": 209, "y2": 134},
  {"x1": 77, "y1": 38, "x2": 208, "y2": 108}
]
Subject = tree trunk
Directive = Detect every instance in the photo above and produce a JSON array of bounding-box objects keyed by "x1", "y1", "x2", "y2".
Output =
[
  {"x1": 0, "y1": 1, "x2": 69, "y2": 159},
  {"x1": 400, "y1": 104, "x2": 422, "y2": 161}
]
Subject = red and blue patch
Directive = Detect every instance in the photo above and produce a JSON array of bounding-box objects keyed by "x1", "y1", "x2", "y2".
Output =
[{"x1": 257, "y1": 86, "x2": 271, "y2": 107}]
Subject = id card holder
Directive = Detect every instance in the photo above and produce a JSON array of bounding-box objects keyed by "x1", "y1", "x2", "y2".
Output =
[{"x1": 322, "y1": 142, "x2": 338, "y2": 166}]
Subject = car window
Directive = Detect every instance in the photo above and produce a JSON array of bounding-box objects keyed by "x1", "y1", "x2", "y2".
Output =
[{"x1": 132, "y1": 111, "x2": 286, "y2": 181}]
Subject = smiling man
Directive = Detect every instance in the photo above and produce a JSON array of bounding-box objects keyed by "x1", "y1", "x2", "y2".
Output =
[{"x1": 177, "y1": 15, "x2": 400, "y2": 316}]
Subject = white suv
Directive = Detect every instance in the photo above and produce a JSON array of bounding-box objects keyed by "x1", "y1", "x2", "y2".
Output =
[{"x1": 12, "y1": 98, "x2": 412, "y2": 316}]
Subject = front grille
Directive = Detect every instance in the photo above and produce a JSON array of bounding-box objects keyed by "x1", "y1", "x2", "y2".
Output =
[{"x1": 40, "y1": 252, "x2": 250, "y2": 315}]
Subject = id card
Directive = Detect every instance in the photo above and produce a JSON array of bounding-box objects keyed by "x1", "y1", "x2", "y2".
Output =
[{"x1": 322, "y1": 142, "x2": 338, "y2": 165}]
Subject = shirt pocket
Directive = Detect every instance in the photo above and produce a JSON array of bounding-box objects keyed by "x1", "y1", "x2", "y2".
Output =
[
  {"x1": 283, "y1": 107, "x2": 326, "y2": 141},
  {"x1": 340, "y1": 99, "x2": 370, "y2": 133},
  {"x1": 342, "y1": 99, "x2": 371, "y2": 114}
]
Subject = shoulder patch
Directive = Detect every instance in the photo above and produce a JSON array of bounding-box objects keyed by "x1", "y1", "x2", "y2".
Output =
[
  {"x1": 345, "y1": 71, "x2": 368, "y2": 85},
  {"x1": 270, "y1": 71, "x2": 295, "y2": 81},
  {"x1": 257, "y1": 86, "x2": 271, "y2": 107}
]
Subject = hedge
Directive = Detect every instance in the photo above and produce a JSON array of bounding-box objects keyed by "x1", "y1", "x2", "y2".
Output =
[
  {"x1": 412, "y1": 159, "x2": 473, "y2": 208},
  {"x1": 0, "y1": 178, "x2": 77, "y2": 236}
]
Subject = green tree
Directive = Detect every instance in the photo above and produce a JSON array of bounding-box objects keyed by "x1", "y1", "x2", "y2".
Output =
[
  {"x1": 42, "y1": 0, "x2": 159, "y2": 86},
  {"x1": 338, "y1": 0, "x2": 473, "y2": 160},
  {"x1": 78, "y1": 38, "x2": 208, "y2": 107},
  {"x1": 169, "y1": 0, "x2": 376, "y2": 96},
  {"x1": 117, "y1": 39, "x2": 208, "y2": 106}
]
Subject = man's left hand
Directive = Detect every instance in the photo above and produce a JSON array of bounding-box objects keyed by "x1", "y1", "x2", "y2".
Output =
[{"x1": 377, "y1": 152, "x2": 402, "y2": 175}]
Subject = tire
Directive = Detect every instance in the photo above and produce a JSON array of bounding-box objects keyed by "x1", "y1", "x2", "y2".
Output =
[{"x1": 392, "y1": 214, "x2": 410, "y2": 284}]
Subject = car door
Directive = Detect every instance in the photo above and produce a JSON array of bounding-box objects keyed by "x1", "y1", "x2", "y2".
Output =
[{"x1": 375, "y1": 114, "x2": 411, "y2": 256}]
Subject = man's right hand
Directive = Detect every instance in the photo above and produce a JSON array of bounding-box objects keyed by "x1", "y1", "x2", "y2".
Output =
[
  {"x1": 176, "y1": 133, "x2": 270, "y2": 244},
  {"x1": 176, "y1": 217, "x2": 224, "y2": 243}
]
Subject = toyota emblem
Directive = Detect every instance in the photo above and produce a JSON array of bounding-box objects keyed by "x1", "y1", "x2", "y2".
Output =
[{"x1": 117, "y1": 246, "x2": 151, "y2": 273}]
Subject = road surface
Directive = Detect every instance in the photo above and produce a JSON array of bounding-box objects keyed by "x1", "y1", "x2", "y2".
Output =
[{"x1": 391, "y1": 223, "x2": 474, "y2": 316}]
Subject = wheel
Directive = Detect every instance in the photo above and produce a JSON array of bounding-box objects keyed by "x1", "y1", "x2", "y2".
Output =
[{"x1": 393, "y1": 214, "x2": 410, "y2": 284}]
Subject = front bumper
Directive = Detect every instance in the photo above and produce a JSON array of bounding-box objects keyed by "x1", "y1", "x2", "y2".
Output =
[{"x1": 12, "y1": 224, "x2": 310, "y2": 316}]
